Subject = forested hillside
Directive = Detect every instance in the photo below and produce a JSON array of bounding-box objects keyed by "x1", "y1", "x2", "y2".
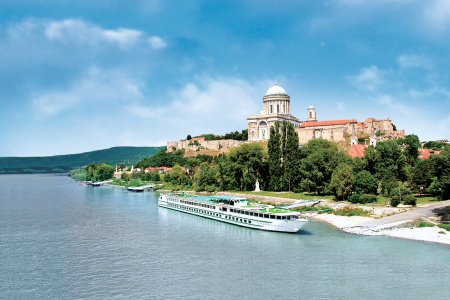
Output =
[{"x1": 0, "y1": 146, "x2": 165, "y2": 174}]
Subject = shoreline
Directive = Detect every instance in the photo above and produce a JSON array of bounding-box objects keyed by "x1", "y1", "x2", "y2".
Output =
[
  {"x1": 217, "y1": 191, "x2": 450, "y2": 246},
  {"x1": 306, "y1": 212, "x2": 450, "y2": 246}
]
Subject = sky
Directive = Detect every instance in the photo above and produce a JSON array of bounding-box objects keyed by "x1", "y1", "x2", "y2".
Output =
[{"x1": 1, "y1": 0, "x2": 450, "y2": 157}]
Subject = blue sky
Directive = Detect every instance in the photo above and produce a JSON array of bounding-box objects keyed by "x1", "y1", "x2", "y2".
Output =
[{"x1": 1, "y1": 0, "x2": 450, "y2": 156}]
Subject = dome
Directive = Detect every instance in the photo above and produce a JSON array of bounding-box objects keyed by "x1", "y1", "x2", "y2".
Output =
[
  {"x1": 308, "y1": 105, "x2": 315, "y2": 110},
  {"x1": 265, "y1": 83, "x2": 287, "y2": 96}
]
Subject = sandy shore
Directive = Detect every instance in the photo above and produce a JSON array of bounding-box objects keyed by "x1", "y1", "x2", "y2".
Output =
[
  {"x1": 177, "y1": 192, "x2": 450, "y2": 245},
  {"x1": 307, "y1": 212, "x2": 450, "y2": 245}
]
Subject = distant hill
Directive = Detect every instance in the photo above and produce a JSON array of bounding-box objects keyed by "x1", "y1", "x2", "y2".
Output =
[{"x1": 0, "y1": 146, "x2": 165, "y2": 174}]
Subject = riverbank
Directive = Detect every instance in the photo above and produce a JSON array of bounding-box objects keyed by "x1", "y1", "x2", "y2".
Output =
[
  {"x1": 308, "y1": 212, "x2": 450, "y2": 245},
  {"x1": 218, "y1": 192, "x2": 450, "y2": 245}
]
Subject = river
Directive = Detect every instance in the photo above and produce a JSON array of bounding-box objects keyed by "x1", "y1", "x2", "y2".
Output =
[{"x1": 0, "y1": 174, "x2": 449, "y2": 299}]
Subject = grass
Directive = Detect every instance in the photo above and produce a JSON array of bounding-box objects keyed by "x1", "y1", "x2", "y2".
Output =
[
  {"x1": 333, "y1": 206, "x2": 370, "y2": 217},
  {"x1": 236, "y1": 190, "x2": 335, "y2": 201},
  {"x1": 438, "y1": 224, "x2": 450, "y2": 231},
  {"x1": 294, "y1": 206, "x2": 334, "y2": 214},
  {"x1": 417, "y1": 221, "x2": 435, "y2": 228},
  {"x1": 359, "y1": 195, "x2": 439, "y2": 207}
]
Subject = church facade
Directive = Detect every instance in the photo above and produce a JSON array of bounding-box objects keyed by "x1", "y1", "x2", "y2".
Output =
[
  {"x1": 247, "y1": 83, "x2": 301, "y2": 141},
  {"x1": 247, "y1": 83, "x2": 404, "y2": 146}
]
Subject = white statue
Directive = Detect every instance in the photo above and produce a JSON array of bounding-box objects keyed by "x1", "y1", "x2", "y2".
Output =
[{"x1": 255, "y1": 180, "x2": 261, "y2": 192}]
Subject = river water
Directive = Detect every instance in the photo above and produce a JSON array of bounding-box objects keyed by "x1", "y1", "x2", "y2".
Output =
[{"x1": 1, "y1": 174, "x2": 449, "y2": 299}]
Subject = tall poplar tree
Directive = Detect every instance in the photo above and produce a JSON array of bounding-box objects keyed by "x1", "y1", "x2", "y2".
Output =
[
  {"x1": 268, "y1": 121, "x2": 282, "y2": 191},
  {"x1": 282, "y1": 120, "x2": 300, "y2": 192}
]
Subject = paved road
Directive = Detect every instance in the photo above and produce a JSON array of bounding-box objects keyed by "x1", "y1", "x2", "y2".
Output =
[{"x1": 358, "y1": 200, "x2": 450, "y2": 228}]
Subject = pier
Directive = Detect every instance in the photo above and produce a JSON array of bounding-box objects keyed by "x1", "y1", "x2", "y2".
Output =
[
  {"x1": 85, "y1": 180, "x2": 113, "y2": 186},
  {"x1": 127, "y1": 184, "x2": 156, "y2": 192}
]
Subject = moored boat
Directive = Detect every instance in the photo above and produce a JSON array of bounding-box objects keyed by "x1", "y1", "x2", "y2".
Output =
[{"x1": 158, "y1": 193, "x2": 308, "y2": 233}]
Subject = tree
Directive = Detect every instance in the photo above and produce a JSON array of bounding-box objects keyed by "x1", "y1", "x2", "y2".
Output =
[
  {"x1": 329, "y1": 163, "x2": 354, "y2": 200},
  {"x1": 353, "y1": 170, "x2": 378, "y2": 195},
  {"x1": 281, "y1": 120, "x2": 300, "y2": 192},
  {"x1": 268, "y1": 121, "x2": 282, "y2": 191},
  {"x1": 371, "y1": 140, "x2": 407, "y2": 182},
  {"x1": 218, "y1": 143, "x2": 266, "y2": 191},
  {"x1": 298, "y1": 139, "x2": 346, "y2": 195},
  {"x1": 430, "y1": 148, "x2": 450, "y2": 199},
  {"x1": 193, "y1": 162, "x2": 219, "y2": 192},
  {"x1": 187, "y1": 135, "x2": 192, "y2": 140},
  {"x1": 397, "y1": 134, "x2": 420, "y2": 165},
  {"x1": 408, "y1": 158, "x2": 435, "y2": 194},
  {"x1": 169, "y1": 164, "x2": 188, "y2": 185}
]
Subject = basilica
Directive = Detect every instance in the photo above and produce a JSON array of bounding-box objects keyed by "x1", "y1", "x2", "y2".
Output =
[{"x1": 247, "y1": 82, "x2": 404, "y2": 147}]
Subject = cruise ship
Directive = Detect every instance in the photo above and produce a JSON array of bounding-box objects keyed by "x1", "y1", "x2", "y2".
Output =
[{"x1": 158, "y1": 193, "x2": 308, "y2": 233}]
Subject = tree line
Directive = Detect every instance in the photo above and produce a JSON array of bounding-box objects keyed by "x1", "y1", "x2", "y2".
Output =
[{"x1": 73, "y1": 121, "x2": 450, "y2": 205}]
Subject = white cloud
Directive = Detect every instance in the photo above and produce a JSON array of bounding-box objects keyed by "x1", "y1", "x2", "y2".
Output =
[
  {"x1": 148, "y1": 36, "x2": 167, "y2": 49},
  {"x1": 128, "y1": 77, "x2": 264, "y2": 136},
  {"x1": 397, "y1": 54, "x2": 432, "y2": 69},
  {"x1": 32, "y1": 67, "x2": 144, "y2": 118},
  {"x1": 377, "y1": 95, "x2": 417, "y2": 115},
  {"x1": 44, "y1": 19, "x2": 142, "y2": 49},
  {"x1": 103, "y1": 28, "x2": 142, "y2": 49},
  {"x1": 347, "y1": 66, "x2": 386, "y2": 92},
  {"x1": 424, "y1": 0, "x2": 450, "y2": 33}
]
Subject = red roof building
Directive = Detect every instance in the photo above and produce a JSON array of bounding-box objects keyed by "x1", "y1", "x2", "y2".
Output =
[
  {"x1": 418, "y1": 149, "x2": 441, "y2": 160},
  {"x1": 348, "y1": 144, "x2": 367, "y2": 158},
  {"x1": 299, "y1": 119, "x2": 357, "y2": 128}
]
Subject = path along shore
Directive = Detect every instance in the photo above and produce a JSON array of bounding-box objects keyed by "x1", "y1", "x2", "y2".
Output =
[{"x1": 217, "y1": 192, "x2": 450, "y2": 246}]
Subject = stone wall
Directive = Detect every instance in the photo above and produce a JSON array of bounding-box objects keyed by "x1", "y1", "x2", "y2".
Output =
[
  {"x1": 167, "y1": 139, "x2": 246, "y2": 153},
  {"x1": 296, "y1": 126, "x2": 347, "y2": 144}
]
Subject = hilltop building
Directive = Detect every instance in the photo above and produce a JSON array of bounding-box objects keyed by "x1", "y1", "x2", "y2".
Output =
[
  {"x1": 167, "y1": 82, "x2": 405, "y2": 154},
  {"x1": 247, "y1": 82, "x2": 301, "y2": 141},
  {"x1": 247, "y1": 82, "x2": 405, "y2": 149}
]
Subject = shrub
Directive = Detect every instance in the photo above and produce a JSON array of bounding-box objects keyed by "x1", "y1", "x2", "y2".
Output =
[
  {"x1": 359, "y1": 194, "x2": 377, "y2": 204},
  {"x1": 402, "y1": 194, "x2": 416, "y2": 206},
  {"x1": 205, "y1": 185, "x2": 218, "y2": 193},
  {"x1": 417, "y1": 221, "x2": 434, "y2": 228},
  {"x1": 438, "y1": 224, "x2": 450, "y2": 231},
  {"x1": 348, "y1": 194, "x2": 361, "y2": 204},
  {"x1": 390, "y1": 196, "x2": 400, "y2": 207},
  {"x1": 389, "y1": 187, "x2": 412, "y2": 198},
  {"x1": 333, "y1": 206, "x2": 369, "y2": 217},
  {"x1": 347, "y1": 193, "x2": 377, "y2": 204}
]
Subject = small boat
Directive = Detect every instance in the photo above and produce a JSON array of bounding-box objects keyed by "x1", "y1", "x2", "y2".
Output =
[{"x1": 158, "y1": 193, "x2": 308, "y2": 233}]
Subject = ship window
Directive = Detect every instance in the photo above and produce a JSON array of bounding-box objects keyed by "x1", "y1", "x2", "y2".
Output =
[
  {"x1": 248, "y1": 221, "x2": 251, "y2": 224},
  {"x1": 270, "y1": 215, "x2": 275, "y2": 219}
]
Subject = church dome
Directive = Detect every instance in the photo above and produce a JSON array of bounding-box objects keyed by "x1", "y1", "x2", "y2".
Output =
[
  {"x1": 308, "y1": 105, "x2": 315, "y2": 109},
  {"x1": 265, "y1": 83, "x2": 287, "y2": 96}
]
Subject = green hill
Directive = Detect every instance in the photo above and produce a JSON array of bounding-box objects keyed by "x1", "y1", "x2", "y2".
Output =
[{"x1": 0, "y1": 146, "x2": 165, "y2": 174}]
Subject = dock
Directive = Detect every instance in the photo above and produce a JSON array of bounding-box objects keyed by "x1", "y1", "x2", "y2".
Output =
[
  {"x1": 127, "y1": 184, "x2": 156, "y2": 192},
  {"x1": 85, "y1": 180, "x2": 113, "y2": 186}
]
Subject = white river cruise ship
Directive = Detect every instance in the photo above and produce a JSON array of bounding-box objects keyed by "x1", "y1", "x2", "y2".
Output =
[{"x1": 158, "y1": 193, "x2": 308, "y2": 233}]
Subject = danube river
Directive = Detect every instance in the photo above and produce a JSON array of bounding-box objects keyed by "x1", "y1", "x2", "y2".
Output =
[{"x1": 1, "y1": 174, "x2": 449, "y2": 299}]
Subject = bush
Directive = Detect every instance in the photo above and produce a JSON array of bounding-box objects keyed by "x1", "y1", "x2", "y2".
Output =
[
  {"x1": 389, "y1": 187, "x2": 412, "y2": 198},
  {"x1": 347, "y1": 193, "x2": 377, "y2": 204},
  {"x1": 402, "y1": 194, "x2": 416, "y2": 206},
  {"x1": 348, "y1": 194, "x2": 361, "y2": 204},
  {"x1": 438, "y1": 224, "x2": 450, "y2": 231},
  {"x1": 205, "y1": 185, "x2": 218, "y2": 193},
  {"x1": 333, "y1": 206, "x2": 369, "y2": 217},
  {"x1": 359, "y1": 194, "x2": 377, "y2": 204},
  {"x1": 417, "y1": 221, "x2": 434, "y2": 228},
  {"x1": 390, "y1": 196, "x2": 400, "y2": 207}
]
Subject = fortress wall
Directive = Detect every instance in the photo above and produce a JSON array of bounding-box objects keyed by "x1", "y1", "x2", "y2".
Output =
[{"x1": 167, "y1": 139, "x2": 246, "y2": 153}]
